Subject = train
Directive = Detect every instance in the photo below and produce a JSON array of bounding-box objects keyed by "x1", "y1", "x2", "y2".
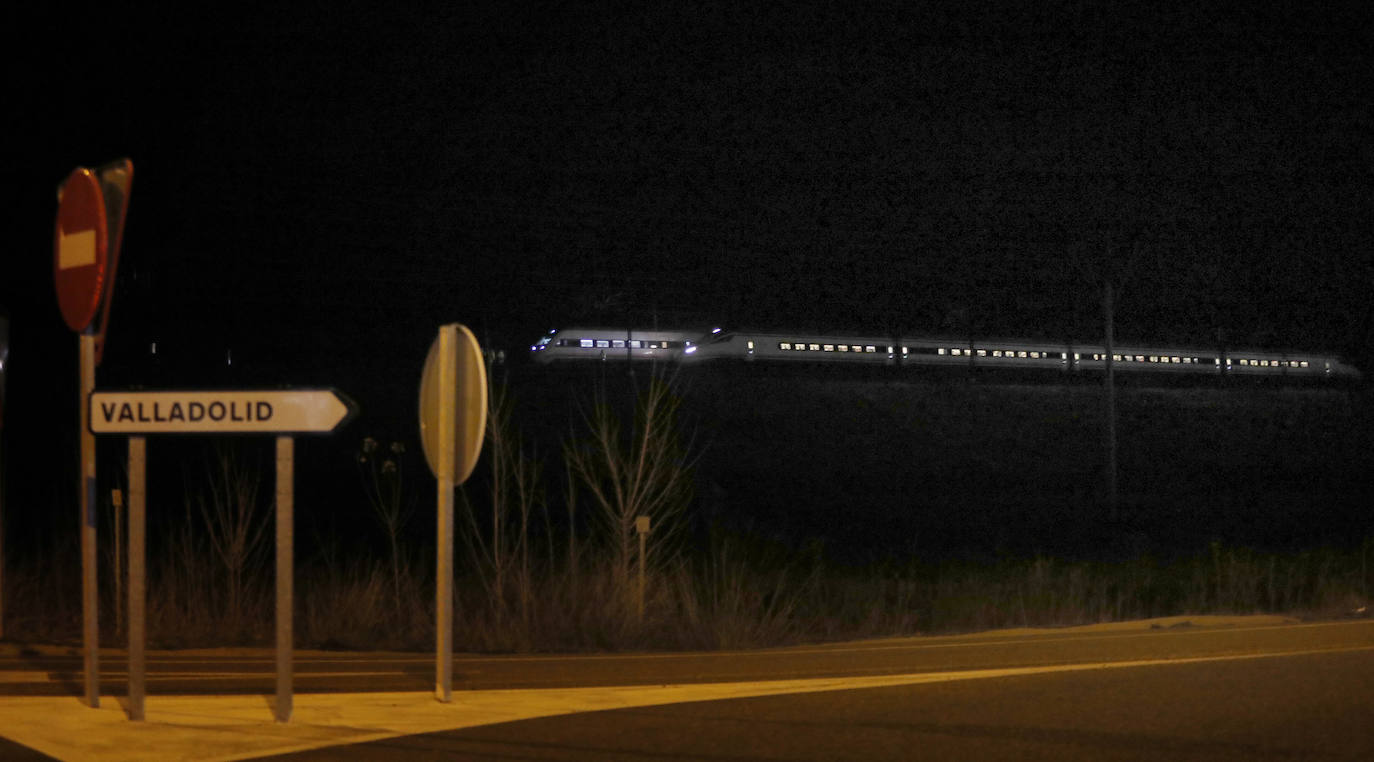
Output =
[{"x1": 529, "y1": 326, "x2": 1363, "y2": 380}]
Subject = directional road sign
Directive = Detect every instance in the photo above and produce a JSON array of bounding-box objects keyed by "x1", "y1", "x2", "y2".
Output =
[{"x1": 89, "y1": 389, "x2": 357, "y2": 435}]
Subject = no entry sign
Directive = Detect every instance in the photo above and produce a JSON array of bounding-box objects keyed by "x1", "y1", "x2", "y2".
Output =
[{"x1": 54, "y1": 168, "x2": 109, "y2": 332}]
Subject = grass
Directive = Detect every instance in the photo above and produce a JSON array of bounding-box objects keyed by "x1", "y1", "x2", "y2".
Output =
[
  {"x1": 2, "y1": 533, "x2": 1368, "y2": 652},
  {"x1": 3, "y1": 375, "x2": 1369, "y2": 652}
]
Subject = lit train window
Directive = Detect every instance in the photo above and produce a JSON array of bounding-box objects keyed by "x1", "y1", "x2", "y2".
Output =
[
  {"x1": 952, "y1": 348, "x2": 961, "y2": 356},
  {"x1": 795, "y1": 344, "x2": 806, "y2": 351},
  {"x1": 1300, "y1": 361, "x2": 1308, "y2": 368},
  {"x1": 596, "y1": 340, "x2": 610, "y2": 348},
  {"x1": 747, "y1": 341, "x2": 755, "y2": 350},
  {"x1": 865, "y1": 346, "x2": 876, "y2": 353},
  {"x1": 809, "y1": 343, "x2": 820, "y2": 351},
  {"x1": 992, "y1": 350, "x2": 1002, "y2": 358},
  {"x1": 1030, "y1": 351, "x2": 1040, "y2": 359},
  {"x1": 902, "y1": 347, "x2": 909, "y2": 355},
  {"x1": 938, "y1": 347, "x2": 947, "y2": 355},
  {"x1": 1017, "y1": 351, "x2": 1027, "y2": 358},
  {"x1": 779, "y1": 343, "x2": 791, "y2": 350},
  {"x1": 613, "y1": 340, "x2": 625, "y2": 348},
  {"x1": 580, "y1": 339, "x2": 594, "y2": 348},
  {"x1": 823, "y1": 344, "x2": 834, "y2": 352},
  {"x1": 838, "y1": 345, "x2": 849, "y2": 352},
  {"x1": 1239, "y1": 359, "x2": 1248, "y2": 366},
  {"x1": 630, "y1": 340, "x2": 642, "y2": 349}
]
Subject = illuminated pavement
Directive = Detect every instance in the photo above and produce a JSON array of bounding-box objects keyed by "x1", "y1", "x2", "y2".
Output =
[{"x1": 1, "y1": 616, "x2": 1370, "y2": 761}]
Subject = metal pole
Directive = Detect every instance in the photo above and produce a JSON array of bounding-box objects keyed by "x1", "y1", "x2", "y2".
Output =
[
  {"x1": 113, "y1": 488, "x2": 122, "y2": 638},
  {"x1": 436, "y1": 325, "x2": 456, "y2": 703},
  {"x1": 80, "y1": 331, "x2": 99, "y2": 708},
  {"x1": 635, "y1": 516, "x2": 650, "y2": 624},
  {"x1": 128, "y1": 437, "x2": 145, "y2": 721},
  {"x1": 637, "y1": 528, "x2": 646, "y2": 623},
  {"x1": 1103, "y1": 280, "x2": 1117, "y2": 521},
  {"x1": 275, "y1": 436, "x2": 294, "y2": 723},
  {"x1": 0, "y1": 434, "x2": 6, "y2": 641}
]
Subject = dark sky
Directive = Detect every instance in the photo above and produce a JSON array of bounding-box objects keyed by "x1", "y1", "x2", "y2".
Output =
[{"x1": 5, "y1": 2, "x2": 1372, "y2": 524}]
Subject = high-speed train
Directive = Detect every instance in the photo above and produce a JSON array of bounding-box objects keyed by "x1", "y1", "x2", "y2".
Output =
[{"x1": 529, "y1": 327, "x2": 1363, "y2": 380}]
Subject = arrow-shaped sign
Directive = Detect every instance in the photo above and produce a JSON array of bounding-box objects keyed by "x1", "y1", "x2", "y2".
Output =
[{"x1": 89, "y1": 388, "x2": 357, "y2": 435}]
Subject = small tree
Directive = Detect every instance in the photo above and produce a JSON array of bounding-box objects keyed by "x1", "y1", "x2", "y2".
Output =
[
  {"x1": 565, "y1": 370, "x2": 697, "y2": 609},
  {"x1": 458, "y1": 369, "x2": 547, "y2": 632},
  {"x1": 193, "y1": 443, "x2": 270, "y2": 629},
  {"x1": 356, "y1": 436, "x2": 412, "y2": 605}
]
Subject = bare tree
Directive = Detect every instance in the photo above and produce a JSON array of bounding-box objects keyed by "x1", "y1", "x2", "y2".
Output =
[
  {"x1": 458, "y1": 370, "x2": 546, "y2": 626},
  {"x1": 564, "y1": 370, "x2": 698, "y2": 603},
  {"x1": 356, "y1": 436, "x2": 413, "y2": 605},
  {"x1": 193, "y1": 444, "x2": 270, "y2": 627}
]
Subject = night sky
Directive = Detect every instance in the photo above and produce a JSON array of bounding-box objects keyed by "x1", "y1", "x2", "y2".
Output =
[{"x1": 6, "y1": 2, "x2": 1372, "y2": 546}]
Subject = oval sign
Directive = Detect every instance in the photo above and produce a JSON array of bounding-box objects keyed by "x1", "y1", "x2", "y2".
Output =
[
  {"x1": 418, "y1": 323, "x2": 488, "y2": 483},
  {"x1": 53, "y1": 168, "x2": 109, "y2": 332}
]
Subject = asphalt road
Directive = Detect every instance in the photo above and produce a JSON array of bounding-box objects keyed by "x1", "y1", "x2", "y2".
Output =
[
  {"x1": 2, "y1": 617, "x2": 1371, "y2": 760},
  {"x1": 268, "y1": 647, "x2": 1374, "y2": 761}
]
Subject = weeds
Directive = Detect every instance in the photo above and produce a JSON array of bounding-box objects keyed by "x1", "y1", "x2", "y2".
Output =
[{"x1": 3, "y1": 375, "x2": 1369, "y2": 652}]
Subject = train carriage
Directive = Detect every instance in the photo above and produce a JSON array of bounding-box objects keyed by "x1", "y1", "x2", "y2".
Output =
[{"x1": 531, "y1": 326, "x2": 1361, "y2": 381}]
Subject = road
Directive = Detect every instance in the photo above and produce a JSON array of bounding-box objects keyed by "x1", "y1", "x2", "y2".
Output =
[{"x1": 1, "y1": 616, "x2": 1371, "y2": 760}]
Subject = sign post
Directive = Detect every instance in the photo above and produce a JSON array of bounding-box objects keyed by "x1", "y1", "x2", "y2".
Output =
[
  {"x1": 418, "y1": 324, "x2": 488, "y2": 702},
  {"x1": 0, "y1": 310, "x2": 8, "y2": 641},
  {"x1": 127, "y1": 437, "x2": 145, "y2": 721},
  {"x1": 89, "y1": 386, "x2": 355, "y2": 722},
  {"x1": 275, "y1": 436, "x2": 293, "y2": 723},
  {"x1": 55, "y1": 162, "x2": 131, "y2": 708}
]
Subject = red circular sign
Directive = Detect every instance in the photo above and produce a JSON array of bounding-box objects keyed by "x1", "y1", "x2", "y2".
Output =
[{"x1": 53, "y1": 168, "x2": 109, "y2": 332}]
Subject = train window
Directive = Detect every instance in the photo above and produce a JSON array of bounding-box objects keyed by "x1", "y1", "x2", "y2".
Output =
[
  {"x1": 795, "y1": 344, "x2": 806, "y2": 351},
  {"x1": 974, "y1": 349, "x2": 984, "y2": 357},
  {"x1": 865, "y1": 346, "x2": 877, "y2": 353},
  {"x1": 747, "y1": 341, "x2": 755, "y2": 350},
  {"x1": 951, "y1": 348, "x2": 962, "y2": 356},
  {"x1": 613, "y1": 340, "x2": 625, "y2": 349},
  {"x1": 992, "y1": 350, "x2": 1002, "y2": 358},
  {"x1": 938, "y1": 347, "x2": 947, "y2": 355},
  {"x1": 838, "y1": 345, "x2": 849, "y2": 352},
  {"x1": 809, "y1": 343, "x2": 820, "y2": 351},
  {"x1": 1016, "y1": 351, "x2": 1026, "y2": 358},
  {"x1": 580, "y1": 339, "x2": 594, "y2": 348},
  {"x1": 779, "y1": 343, "x2": 791, "y2": 350},
  {"x1": 823, "y1": 344, "x2": 834, "y2": 352},
  {"x1": 1030, "y1": 351, "x2": 1040, "y2": 359},
  {"x1": 1300, "y1": 361, "x2": 1309, "y2": 368}
]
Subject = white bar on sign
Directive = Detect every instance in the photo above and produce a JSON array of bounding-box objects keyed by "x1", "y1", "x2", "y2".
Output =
[{"x1": 59, "y1": 229, "x2": 97, "y2": 270}]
